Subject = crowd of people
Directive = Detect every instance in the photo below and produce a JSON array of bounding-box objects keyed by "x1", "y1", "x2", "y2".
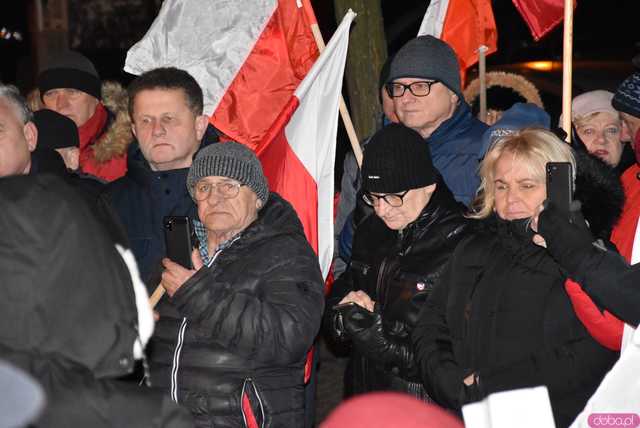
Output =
[{"x1": 1, "y1": 33, "x2": 640, "y2": 428}]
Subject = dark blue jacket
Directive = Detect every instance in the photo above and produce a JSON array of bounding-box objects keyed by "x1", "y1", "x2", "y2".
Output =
[
  {"x1": 103, "y1": 129, "x2": 218, "y2": 291},
  {"x1": 426, "y1": 101, "x2": 487, "y2": 206}
]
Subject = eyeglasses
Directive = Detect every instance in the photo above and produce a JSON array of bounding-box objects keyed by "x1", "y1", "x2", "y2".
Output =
[
  {"x1": 362, "y1": 190, "x2": 410, "y2": 207},
  {"x1": 194, "y1": 180, "x2": 243, "y2": 201},
  {"x1": 385, "y1": 80, "x2": 439, "y2": 98}
]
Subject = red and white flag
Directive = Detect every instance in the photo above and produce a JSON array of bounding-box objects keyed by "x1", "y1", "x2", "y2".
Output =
[
  {"x1": 258, "y1": 10, "x2": 355, "y2": 279},
  {"x1": 418, "y1": 0, "x2": 497, "y2": 76},
  {"x1": 124, "y1": 0, "x2": 319, "y2": 151}
]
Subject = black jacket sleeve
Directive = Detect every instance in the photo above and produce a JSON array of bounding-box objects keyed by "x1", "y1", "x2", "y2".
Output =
[
  {"x1": 171, "y1": 235, "x2": 325, "y2": 366},
  {"x1": 539, "y1": 201, "x2": 640, "y2": 325},
  {"x1": 411, "y1": 258, "x2": 468, "y2": 409}
]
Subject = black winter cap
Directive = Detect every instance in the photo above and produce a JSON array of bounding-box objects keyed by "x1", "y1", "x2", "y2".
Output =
[
  {"x1": 37, "y1": 51, "x2": 101, "y2": 100},
  {"x1": 32, "y1": 109, "x2": 80, "y2": 150},
  {"x1": 362, "y1": 124, "x2": 437, "y2": 193}
]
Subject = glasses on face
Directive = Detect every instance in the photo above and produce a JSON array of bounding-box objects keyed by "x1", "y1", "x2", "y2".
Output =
[
  {"x1": 194, "y1": 180, "x2": 243, "y2": 201},
  {"x1": 385, "y1": 80, "x2": 439, "y2": 98},
  {"x1": 362, "y1": 190, "x2": 410, "y2": 207}
]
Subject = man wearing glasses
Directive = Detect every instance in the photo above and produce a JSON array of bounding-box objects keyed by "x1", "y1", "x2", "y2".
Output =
[
  {"x1": 387, "y1": 35, "x2": 487, "y2": 206},
  {"x1": 326, "y1": 123, "x2": 471, "y2": 400}
]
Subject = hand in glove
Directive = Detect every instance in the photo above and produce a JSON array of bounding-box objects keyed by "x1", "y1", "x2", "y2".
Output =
[
  {"x1": 342, "y1": 305, "x2": 413, "y2": 369},
  {"x1": 532, "y1": 200, "x2": 595, "y2": 272}
]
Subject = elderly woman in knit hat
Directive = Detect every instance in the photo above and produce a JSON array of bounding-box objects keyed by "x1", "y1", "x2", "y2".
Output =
[{"x1": 155, "y1": 141, "x2": 324, "y2": 428}]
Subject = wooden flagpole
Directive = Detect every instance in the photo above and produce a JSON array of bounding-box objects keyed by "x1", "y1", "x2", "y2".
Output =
[
  {"x1": 302, "y1": 1, "x2": 362, "y2": 167},
  {"x1": 478, "y1": 45, "x2": 488, "y2": 123},
  {"x1": 561, "y1": 0, "x2": 574, "y2": 142}
]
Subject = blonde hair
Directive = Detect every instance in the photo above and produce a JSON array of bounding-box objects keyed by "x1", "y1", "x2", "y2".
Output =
[
  {"x1": 573, "y1": 111, "x2": 621, "y2": 129},
  {"x1": 469, "y1": 128, "x2": 576, "y2": 219}
]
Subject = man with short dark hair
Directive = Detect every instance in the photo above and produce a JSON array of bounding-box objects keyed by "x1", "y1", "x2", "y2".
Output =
[
  {"x1": 387, "y1": 35, "x2": 487, "y2": 206},
  {"x1": 104, "y1": 67, "x2": 217, "y2": 290},
  {"x1": 38, "y1": 50, "x2": 132, "y2": 181}
]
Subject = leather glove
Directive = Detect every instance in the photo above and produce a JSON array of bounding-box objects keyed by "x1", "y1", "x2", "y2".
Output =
[
  {"x1": 342, "y1": 305, "x2": 413, "y2": 369},
  {"x1": 538, "y1": 199, "x2": 595, "y2": 273}
]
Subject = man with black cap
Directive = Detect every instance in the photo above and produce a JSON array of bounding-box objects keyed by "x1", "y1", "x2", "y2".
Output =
[
  {"x1": 38, "y1": 50, "x2": 132, "y2": 181},
  {"x1": 387, "y1": 35, "x2": 487, "y2": 206},
  {"x1": 326, "y1": 123, "x2": 471, "y2": 400},
  {"x1": 610, "y1": 71, "x2": 640, "y2": 266}
]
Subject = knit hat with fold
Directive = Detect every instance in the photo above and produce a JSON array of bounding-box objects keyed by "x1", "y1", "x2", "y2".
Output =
[
  {"x1": 38, "y1": 51, "x2": 101, "y2": 100},
  {"x1": 362, "y1": 123, "x2": 437, "y2": 193}
]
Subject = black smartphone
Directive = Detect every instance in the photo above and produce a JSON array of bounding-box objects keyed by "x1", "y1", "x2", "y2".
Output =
[
  {"x1": 546, "y1": 162, "x2": 573, "y2": 215},
  {"x1": 163, "y1": 216, "x2": 194, "y2": 269}
]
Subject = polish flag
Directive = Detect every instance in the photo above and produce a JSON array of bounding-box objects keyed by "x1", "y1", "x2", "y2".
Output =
[
  {"x1": 418, "y1": 0, "x2": 497, "y2": 77},
  {"x1": 258, "y1": 10, "x2": 355, "y2": 279},
  {"x1": 124, "y1": 0, "x2": 319, "y2": 150}
]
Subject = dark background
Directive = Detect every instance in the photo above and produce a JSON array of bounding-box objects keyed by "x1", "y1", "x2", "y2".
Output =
[{"x1": 2, "y1": 0, "x2": 637, "y2": 87}]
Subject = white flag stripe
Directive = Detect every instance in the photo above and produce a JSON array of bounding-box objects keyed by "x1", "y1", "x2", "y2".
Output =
[
  {"x1": 417, "y1": 0, "x2": 449, "y2": 37},
  {"x1": 124, "y1": 0, "x2": 277, "y2": 115},
  {"x1": 285, "y1": 10, "x2": 355, "y2": 277}
]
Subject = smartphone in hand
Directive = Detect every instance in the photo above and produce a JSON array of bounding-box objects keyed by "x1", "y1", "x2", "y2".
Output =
[
  {"x1": 163, "y1": 216, "x2": 195, "y2": 269},
  {"x1": 546, "y1": 162, "x2": 573, "y2": 215}
]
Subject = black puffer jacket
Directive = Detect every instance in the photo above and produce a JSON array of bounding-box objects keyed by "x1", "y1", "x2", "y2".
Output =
[
  {"x1": 149, "y1": 193, "x2": 325, "y2": 428},
  {"x1": 326, "y1": 180, "x2": 470, "y2": 400},
  {"x1": 0, "y1": 174, "x2": 193, "y2": 428},
  {"x1": 412, "y1": 216, "x2": 617, "y2": 427}
]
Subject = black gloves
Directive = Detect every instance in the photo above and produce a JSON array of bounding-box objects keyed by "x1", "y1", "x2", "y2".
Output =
[
  {"x1": 341, "y1": 305, "x2": 413, "y2": 370},
  {"x1": 537, "y1": 200, "x2": 595, "y2": 273}
]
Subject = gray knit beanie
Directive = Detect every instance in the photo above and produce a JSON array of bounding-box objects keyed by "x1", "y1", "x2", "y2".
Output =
[
  {"x1": 388, "y1": 35, "x2": 461, "y2": 98},
  {"x1": 187, "y1": 142, "x2": 269, "y2": 204},
  {"x1": 612, "y1": 72, "x2": 640, "y2": 118}
]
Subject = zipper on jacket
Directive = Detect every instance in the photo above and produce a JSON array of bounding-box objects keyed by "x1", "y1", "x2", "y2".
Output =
[{"x1": 170, "y1": 242, "x2": 231, "y2": 402}]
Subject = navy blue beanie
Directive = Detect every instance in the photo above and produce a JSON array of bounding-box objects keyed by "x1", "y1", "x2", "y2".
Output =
[{"x1": 480, "y1": 103, "x2": 550, "y2": 155}]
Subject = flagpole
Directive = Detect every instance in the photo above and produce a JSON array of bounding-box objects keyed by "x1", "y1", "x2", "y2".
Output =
[
  {"x1": 478, "y1": 45, "x2": 488, "y2": 122},
  {"x1": 561, "y1": 0, "x2": 573, "y2": 142},
  {"x1": 302, "y1": 0, "x2": 363, "y2": 167}
]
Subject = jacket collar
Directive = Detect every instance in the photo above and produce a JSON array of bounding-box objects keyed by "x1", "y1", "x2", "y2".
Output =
[{"x1": 426, "y1": 101, "x2": 474, "y2": 152}]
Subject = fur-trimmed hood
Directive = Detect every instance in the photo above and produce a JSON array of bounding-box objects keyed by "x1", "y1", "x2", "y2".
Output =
[{"x1": 94, "y1": 81, "x2": 133, "y2": 163}]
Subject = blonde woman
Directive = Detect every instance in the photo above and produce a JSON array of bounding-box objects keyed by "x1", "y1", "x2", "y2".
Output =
[{"x1": 412, "y1": 129, "x2": 617, "y2": 427}]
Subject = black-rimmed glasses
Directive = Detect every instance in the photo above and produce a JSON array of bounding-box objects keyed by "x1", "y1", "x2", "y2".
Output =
[
  {"x1": 385, "y1": 80, "x2": 439, "y2": 98},
  {"x1": 362, "y1": 190, "x2": 410, "y2": 207}
]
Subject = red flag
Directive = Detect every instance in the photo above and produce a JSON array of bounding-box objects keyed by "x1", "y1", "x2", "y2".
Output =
[{"x1": 512, "y1": 0, "x2": 575, "y2": 41}]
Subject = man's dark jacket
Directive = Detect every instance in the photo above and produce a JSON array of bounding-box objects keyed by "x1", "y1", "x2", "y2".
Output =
[
  {"x1": 150, "y1": 193, "x2": 325, "y2": 428},
  {"x1": 103, "y1": 128, "x2": 217, "y2": 290},
  {"x1": 326, "y1": 179, "x2": 470, "y2": 400}
]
